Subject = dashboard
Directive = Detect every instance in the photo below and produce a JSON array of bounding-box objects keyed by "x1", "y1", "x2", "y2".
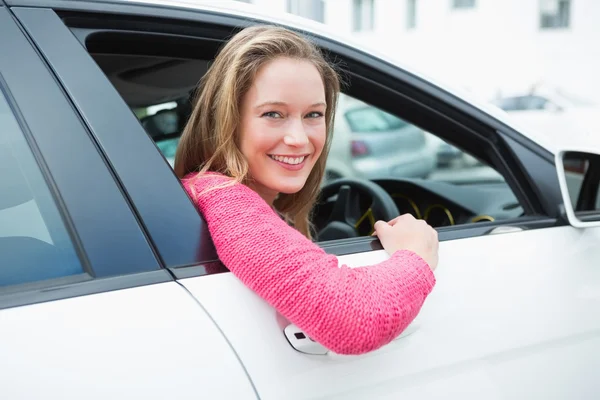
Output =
[
  {"x1": 372, "y1": 178, "x2": 524, "y2": 228},
  {"x1": 313, "y1": 177, "x2": 524, "y2": 238}
]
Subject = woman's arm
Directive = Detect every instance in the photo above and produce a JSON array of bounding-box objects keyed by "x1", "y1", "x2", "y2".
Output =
[{"x1": 182, "y1": 173, "x2": 436, "y2": 355}]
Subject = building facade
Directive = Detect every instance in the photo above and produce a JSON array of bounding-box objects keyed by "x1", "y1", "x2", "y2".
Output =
[{"x1": 241, "y1": 0, "x2": 599, "y2": 102}]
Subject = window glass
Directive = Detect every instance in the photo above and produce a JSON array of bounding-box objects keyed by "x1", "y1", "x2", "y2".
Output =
[
  {"x1": 540, "y1": 0, "x2": 570, "y2": 29},
  {"x1": 287, "y1": 0, "x2": 325, "y2": 23},
  {"x1": 406, "y1": 0, "x2": 417, "y2": 30},
  {"x1": 0, "y1": 88, "x2": 83, "y2": 287},
  {"x1": 352, "y1": 0, "x2": 374, "y2": 32},
  {"x1": 345, "y1": 106, "x2": 410, "y2": 132},
  {"x1": 313, "y1": 93, "x2": 518, "y2": 233},
  {"x1": 452, "y1": 0, "x2": 476, "y2": 9}
]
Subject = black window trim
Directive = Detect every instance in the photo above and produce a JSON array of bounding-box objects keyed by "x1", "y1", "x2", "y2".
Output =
[
  {"x1": 10, "y1": 3, "x2": 568, "y2": 280},
  {"x1": 14, "y1": 6, "x2": 221, "y2": 271},
  {"x1": 0, "y1": 6, "x2": 168, "y2": 309}
]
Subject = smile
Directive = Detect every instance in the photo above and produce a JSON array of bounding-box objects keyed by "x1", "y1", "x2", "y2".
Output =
[{"x1": 268, "y1": 155, "x2": 307, "y2": 165}]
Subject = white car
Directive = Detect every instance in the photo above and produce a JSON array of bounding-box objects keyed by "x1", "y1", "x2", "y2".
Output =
[
  {"x1": 491, "y1": 83, "x2": 600, "y2": 145},
  {"x1": 1, "y1": 1, "x2": 599, "y2": 399}
]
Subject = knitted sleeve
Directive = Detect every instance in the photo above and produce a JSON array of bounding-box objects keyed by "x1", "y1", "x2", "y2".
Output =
[{"x1": 182, "y1": 172, "x2": 436, "y2": 355}]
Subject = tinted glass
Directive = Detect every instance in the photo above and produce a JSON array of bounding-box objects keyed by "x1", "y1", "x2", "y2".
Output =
[{"x1": 0, "y1": 87, "x2": 83, "y2": 287}]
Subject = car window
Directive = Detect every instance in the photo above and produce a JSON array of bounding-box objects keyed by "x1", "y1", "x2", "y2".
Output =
[
  {"x1": 316, "y1": 92, "x2": 517, "y2": 231},
  {"x1": 134, "y1": 101, "x2": 182, "y2": 167},
  {"x1": 0, "y1": 88, "x2": 83, "y2": 288},
  {"x1": 520, "y1": 95, "x2": 549, "y2": 110},
  {"x1": 88, "y1": 48, "x2": 521, "y2": 235},
  {"x1": 137, "y1": 90, "x2": 518, "y2": 231},
  {"x1": 344, "y1": 106, "x2": 410, "y2": 132}
]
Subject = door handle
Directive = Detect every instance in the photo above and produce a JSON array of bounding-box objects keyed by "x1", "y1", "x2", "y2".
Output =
[
  {"x1": 284, "y1": 320, "x2": 421, "y2": 355},
  {"x1": 284, "y1": 324, "x2": 329, "y2": 355}
]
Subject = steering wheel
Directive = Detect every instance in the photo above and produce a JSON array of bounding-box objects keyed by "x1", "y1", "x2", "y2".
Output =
[{"x1": 315, "y1": 178, "x2": 400, "y2": 241}]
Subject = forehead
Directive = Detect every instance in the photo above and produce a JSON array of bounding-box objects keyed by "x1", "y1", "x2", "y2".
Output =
[{"x1": 249, "y1": 57, "x2": 325, "y2": 99}]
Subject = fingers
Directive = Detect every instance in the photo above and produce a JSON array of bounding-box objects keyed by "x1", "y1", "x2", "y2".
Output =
[{"x1": 387, "y1": 213, "x2": 416, "y2": 226}]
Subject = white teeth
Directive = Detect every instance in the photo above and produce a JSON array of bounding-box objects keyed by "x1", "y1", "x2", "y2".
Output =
[{"x1": 270, "y1": 155, "x2": 305, "y2": 165}]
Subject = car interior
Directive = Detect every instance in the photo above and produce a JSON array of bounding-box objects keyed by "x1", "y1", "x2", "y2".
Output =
[{"x1": 86, "y1": 34, "x2": 526, "y2": 241}]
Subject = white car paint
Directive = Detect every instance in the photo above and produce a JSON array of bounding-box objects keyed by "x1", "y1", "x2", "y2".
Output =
[
  {"x1": 2, "y1": 1, "x2": 600, "y2": 400},
  {"x1": 0, "y1": 282, "x2": 257, "y2": 400},
  {"x1": 179, "y1": 226, "x2": 600, "y2": 400}
]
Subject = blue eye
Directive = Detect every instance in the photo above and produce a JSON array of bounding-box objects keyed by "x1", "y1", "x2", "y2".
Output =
[
  {"x1": 262, "y1": 111, "x2": 283, "y2": 119},
  {"x1": 306, "y1": 112, "x2": 324, "y2": 118}
]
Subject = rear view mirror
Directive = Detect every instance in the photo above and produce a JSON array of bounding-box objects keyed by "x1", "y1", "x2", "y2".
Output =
[{"x1": 556, "y1": 149, "x2": 600, "y2": 228}]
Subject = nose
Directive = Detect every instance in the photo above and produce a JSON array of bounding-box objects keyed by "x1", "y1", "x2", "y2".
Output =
[{"x1": 283, "y1": 118, "x2": 309, "y2": 147}]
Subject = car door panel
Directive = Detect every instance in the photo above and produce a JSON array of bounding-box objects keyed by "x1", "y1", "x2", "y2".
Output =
[
  {"x1": 0, "y1": 8, "x2": 256, "y2": 399},
  {"x1": 179, "y1": 226, "x2": 600, "y2": 400},
  {"x1": 0, "y1": 281, "x2": 258, "y2": 400}
]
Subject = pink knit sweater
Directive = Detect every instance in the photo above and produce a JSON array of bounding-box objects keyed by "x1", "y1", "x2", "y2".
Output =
[{"x1": 182, "y1": 172, "x2": 436, "y2": 355}]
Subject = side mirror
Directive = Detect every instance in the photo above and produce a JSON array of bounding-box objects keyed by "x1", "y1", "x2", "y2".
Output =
[{"x1": 555, "y1": 149, "x2": 600, "y2": 228}]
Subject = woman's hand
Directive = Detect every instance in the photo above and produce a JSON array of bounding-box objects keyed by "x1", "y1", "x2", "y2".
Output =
[{"x1": 373, "y1": 214, "x2": 439, "y2": 271}]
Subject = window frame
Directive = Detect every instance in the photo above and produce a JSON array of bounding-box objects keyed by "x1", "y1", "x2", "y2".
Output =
[
  {"x1": 10, "y1": 2, "x2": 566, "y2": 273},
  {"x1": 0, "y1": 6, "x2": 169, "y2": 309}
]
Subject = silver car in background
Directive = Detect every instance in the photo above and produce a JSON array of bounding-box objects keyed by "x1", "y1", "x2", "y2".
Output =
[{"x1": 325, "y1": 94, "x2": 437, "y2": 181}]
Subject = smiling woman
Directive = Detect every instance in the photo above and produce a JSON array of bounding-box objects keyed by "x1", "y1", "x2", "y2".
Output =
[
  {"x1": 172, "y1": 24, "x2": 439, "y2": 355},
  {"x1": 174, "y1": 25, "x2": 340, "y2": 238},
  {"x1": 239, "y1": 57, "x2": 327, "y2": 204}
]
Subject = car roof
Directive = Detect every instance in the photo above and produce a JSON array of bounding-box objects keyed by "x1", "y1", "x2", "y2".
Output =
[{"x1": 58, "y1": 0, "x2": 600, "y2": 154}]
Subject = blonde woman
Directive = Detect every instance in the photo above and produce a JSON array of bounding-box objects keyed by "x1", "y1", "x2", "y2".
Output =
[{"x1": 174, "y1": 25, "x2": 438, "y2": 355}]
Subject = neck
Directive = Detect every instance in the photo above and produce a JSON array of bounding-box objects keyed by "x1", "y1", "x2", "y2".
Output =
[{"x1": 247, "y1": 182, "x2": 278, "y2": 207}]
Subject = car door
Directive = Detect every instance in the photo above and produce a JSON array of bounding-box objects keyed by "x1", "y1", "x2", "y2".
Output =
[
  {"x1": 13, "y1": 2, "x2": 600, "y2": 399},
  {"x1": 0, "y1": 6, "x2": 256, "y2": 399}
]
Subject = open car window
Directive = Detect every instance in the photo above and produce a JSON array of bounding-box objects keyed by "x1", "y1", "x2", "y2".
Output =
[{"x1": 82, "y1": 30, "x2": 525, "y2": 243}]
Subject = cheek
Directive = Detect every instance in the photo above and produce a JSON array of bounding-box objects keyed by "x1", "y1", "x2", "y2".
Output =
[
  {"x1": 240, "y1": 120, "x2": 271, "y2": 158},
  {"x1": 308, "y1": 124, "x2": 327, "y2": 158}
]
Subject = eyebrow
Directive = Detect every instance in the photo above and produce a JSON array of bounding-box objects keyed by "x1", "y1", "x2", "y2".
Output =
[{"x1": 255, "y1": 101, "x2": 327, "y2": 109}]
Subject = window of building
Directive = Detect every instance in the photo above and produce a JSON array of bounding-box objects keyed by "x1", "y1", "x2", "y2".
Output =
[
  {"x1": 287, "y1": 0, "x2": 325, "y2": 23},
  {"x1": 0, "y1": 87, "x2": 84, "y2": 288},
  {"x1": 406, "y1": 0, "x2": 417, "y2": 29},
  {"x1": 452, "y1": 0, "x2": 476, "y2": 9},
  {"x1": 540, "y1": 0, "x2": 570, "y2": 29},
  {"x1": 352, "y1": 0, "x2": 374, "y2": 32}
]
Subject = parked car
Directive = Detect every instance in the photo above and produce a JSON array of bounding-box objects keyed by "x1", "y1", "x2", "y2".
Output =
[
  {"x1": 490, "y1": 83, "x2": 600, "y2": 144},
  {"x1": 1, "y1": 1, "x2": 599, "y2": 399},
  {"x1": 325, "y1": 94, "x2": 437, "y2": 180}
]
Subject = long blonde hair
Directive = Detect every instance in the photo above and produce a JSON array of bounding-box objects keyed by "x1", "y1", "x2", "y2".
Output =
[{"x1": 174, "y1": 25, "x2": 340, "y2": 239}]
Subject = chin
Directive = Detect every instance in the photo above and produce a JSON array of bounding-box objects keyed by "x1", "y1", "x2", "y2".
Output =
[{"x1": 274, "y1": 177, "x2": 309, "y2": 194}]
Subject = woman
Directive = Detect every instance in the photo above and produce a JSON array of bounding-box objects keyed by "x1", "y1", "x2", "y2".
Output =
[{"x1": 174, "y1": 25, "x2": 438, "y2": 355}]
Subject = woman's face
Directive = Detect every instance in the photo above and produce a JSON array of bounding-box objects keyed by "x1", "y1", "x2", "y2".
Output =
[{"x1": 239, "y1": 57, "x2": 327, "y2": 205}]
